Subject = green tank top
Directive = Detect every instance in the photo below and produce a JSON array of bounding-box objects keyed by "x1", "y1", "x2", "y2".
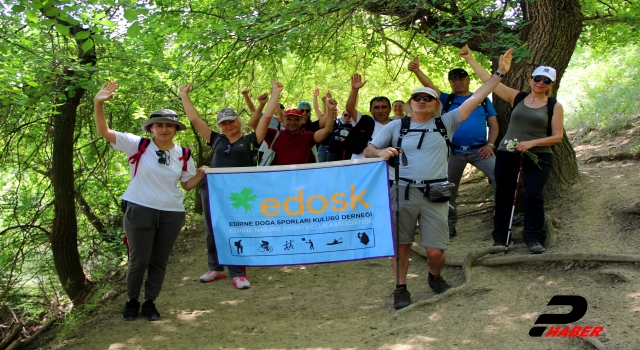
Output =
[{"x1": 498, "y1": 102, "x2": 552, "y2": 154}]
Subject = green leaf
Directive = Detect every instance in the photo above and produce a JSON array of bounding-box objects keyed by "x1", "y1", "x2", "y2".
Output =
[
  {"x1": 25, "y1": 9, "x2": 39, "y2": 23},
  {"x1": 76, "y1": 31, "x2": 91, "y2": 40},
  {"x1": 99, "y1": 19, "x2": 115, "y2": 28},
  {"x1": 81, "y1": 39, "x2": 94, "y2": 52},
  {"x1": 123, "y1": 9, "x2": 137, "y2": 22},
  {"x1": 91, "y1": 34, "x2": 108, "y2": 44},
  {"x1": 11, "y1": 5, "x2": 25, "y2": 12},
  {"x1": 55, "y1": 25, "x2": 70, "y2": 36},
  {"x1": 127, "y1": 22, "x2": 141, "y2": 37},
  {"x1": 45, "y1": 7, "x2": 59, "y2": 17}
]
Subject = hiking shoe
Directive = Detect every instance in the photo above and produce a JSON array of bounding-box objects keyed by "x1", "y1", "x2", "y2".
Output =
[
  {"x1": 122, "y1": 299, "x2": 140, "y2": 321},
  {"x1": 526, "y1": 241, "x2": 546, "y2": 254},
  {"x1": 491, "y1": 240, "x2": 514, "y2": 253},
  {"x1": 512, "y1": 215, "x2": 524, "y2": 226},
  {"x1": 232, "y1": 276, "x2": 251, "y2": 289},
  {"x1": 200, "y1": 270, "x2": 227, "y2": 283},
  {"x1": 141, "y1": 300, "x2": 160, "y2": 321},
  {"x1": 449, "y1": 226, "x2": 457, "y2": 238},
  {"x1": 393, "y1": 287, "x2": 411, "y2": 310},
  {"x1": 428, "y1": 275, "x2": 452, "y2": 294}
]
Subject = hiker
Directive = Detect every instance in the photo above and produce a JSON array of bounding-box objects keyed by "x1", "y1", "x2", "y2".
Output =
[
  {"x1": 255, "y1": 81, "x2": 335, "y2": 166},
  {"x1": 391, "y1": 100, "x2": 405, "y2": 120},
  {"x1": 461, "y1": 44, "x2": 564, "y2": 254},
  {"x1": 344, "y1": 73, "x2": 392, "y2": 160},
  {"x1": 179, "y1": 83, "x2": 260, "y2": 289},
  {"x1": 326, "y1": 110, "x2": 354, "y2": 161},
  {"x1": 94, "y1": 82, "x2": 205, "y2": 321},
  {"x1": 365, "y1": 48, "x2": 513, "y2": 310},
  {"x1": 312, "y1": 88, "x2": 333, "y2": 162},
  {"x1": 408, "y1": 55, "x2": 500, "y2": 238}
]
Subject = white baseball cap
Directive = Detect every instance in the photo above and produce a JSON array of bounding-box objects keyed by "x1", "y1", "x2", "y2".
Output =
[{"x1": 531, "y1": 66, "x2": 557, "y2": 81}]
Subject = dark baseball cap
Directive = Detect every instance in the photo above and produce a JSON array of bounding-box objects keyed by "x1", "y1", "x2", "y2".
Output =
[{"x1": 448, "y1": 68, "x2": 469, "y2": 79}]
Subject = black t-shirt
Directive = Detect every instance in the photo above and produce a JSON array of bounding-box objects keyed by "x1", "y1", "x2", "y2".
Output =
[
  {"x1": 208, "y1": 132, "x2": 260, "y2": 168},
  {"x1": 201, "y1": 132, "x2": 259, "y2": 188},
  {"x1": 328, "y1": 120, "x2": 354, "y2": 153}
]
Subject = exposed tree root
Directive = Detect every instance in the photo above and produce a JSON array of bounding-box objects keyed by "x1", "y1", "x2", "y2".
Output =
[
  {"x1": 5, "y1": 317, "x2": 57, "y2": 350},
  {"x1": 614, "y1": 202, "x2": 640, "y2": 216},
  {"x1": 456, "y1": 199, "x2": 493, "y2": 205},
  {"x1": 599, "y1": 269, "x2": 633, "y2": 282},
  {"x1": 388, "y1": 245, "x2": 512, "y2": 322},
  {"x1": 584, "y1": 152, "x2": 640, "y2": 163},
  {"x1": 456, "y1": 205, "x2": 494, "y2": 219},
  {"x1": 444, "y1": 252, "x2": 640, "y2": 267}
]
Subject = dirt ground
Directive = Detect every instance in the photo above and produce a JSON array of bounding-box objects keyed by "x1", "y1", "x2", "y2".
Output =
[{"x1": 41, "y1": 126, "x2": 640, "y2": 350}]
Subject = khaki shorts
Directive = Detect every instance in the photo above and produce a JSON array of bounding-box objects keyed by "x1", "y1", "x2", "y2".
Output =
[{"x1": 391, "y1": 184, "x2": 449, "y2": 250}]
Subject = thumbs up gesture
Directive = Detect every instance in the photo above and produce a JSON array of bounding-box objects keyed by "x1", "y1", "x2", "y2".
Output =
[{"x1": 408, "y1": 56, "x2": 420, "y2": 72}]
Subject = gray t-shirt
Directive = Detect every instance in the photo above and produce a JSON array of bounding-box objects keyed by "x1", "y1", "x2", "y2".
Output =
[
  {"x1": 498, "y1": 101, "x2": 552, "y2": 154},
  {"x1": 371, "y1": 109, "x2": 462, "y2": 185}
]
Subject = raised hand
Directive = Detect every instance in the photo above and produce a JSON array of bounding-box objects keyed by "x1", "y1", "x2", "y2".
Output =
[
  {"x1": 326, "y1": 98, "x2": 337, "y2": 112},
  {"x1": 498, "y1": 48, "x2": 513, "y2": 74},
  {"x1": 241, "y1": 89, "x2": 250, "y2": 96},
  {"x1": 408, "y1": 56, "x2": 419, "y2": 72},
  {"x1": 271, "y1": 80, "x2": 284, "y2": 93},
  {"x1": 178, "y1": 83, "x2": 191, "y2": 98},
  {"x1": 257, "y1": 92, "x2": 268, "y2": 104},
  {"x1": 459, "y1": 44, "x2": 472, "y2": 60},
  {"x1": 94, "y1": 82, "x2": 117, "y2": 103},
  {"x1": 351, "y1": 73, "x2": 367, "y2": 90},
  {"x1": 313, "y1": 88, "x2": 320, "y2": 98}
]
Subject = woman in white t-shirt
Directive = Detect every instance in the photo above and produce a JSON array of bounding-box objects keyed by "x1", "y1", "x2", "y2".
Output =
[{"x1": 94, "y1": 82, "x2": 206, "y2": 322}]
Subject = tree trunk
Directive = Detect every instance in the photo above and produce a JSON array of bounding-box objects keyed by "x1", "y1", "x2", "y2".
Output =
[
  {"x1": 51, "y1": 85, "x2": 93, "y2": 305},
  {"x1": 49, "y1": 22, "x2": 98, "y2": 305},
  {"x1": 490, "y1": 0, "x2": 582, "y2": 198}
]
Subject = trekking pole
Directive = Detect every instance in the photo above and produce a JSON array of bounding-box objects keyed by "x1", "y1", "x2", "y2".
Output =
[
  {"x1": 394, "y1": 149, "x2": 401, "y2": 286},
  {"x1": 505, "y1": 154, "x2": 524, "y2": 254}
]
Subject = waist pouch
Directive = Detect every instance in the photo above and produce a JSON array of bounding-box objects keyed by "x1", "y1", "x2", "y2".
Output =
[{"x1": 423, "y1": 181, "x2": 456, "y2": 202}]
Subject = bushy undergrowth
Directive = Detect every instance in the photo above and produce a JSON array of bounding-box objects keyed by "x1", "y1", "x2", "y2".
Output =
[{"x1": 558, "y1": 45, "x2": 640, "y2": 138}]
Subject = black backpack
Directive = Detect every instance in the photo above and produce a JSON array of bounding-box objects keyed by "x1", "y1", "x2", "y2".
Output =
[
  {"x1": 343, "y1": 114, "x2": 375, "y2": 155},
  {"x1": 443, "y1": 93, "x2": 491, "y2": 118},
  {"x1": 513, "y1": 92, "x2": 557, "y2": 137},
  {"x1": 391, "y1": 116, "x2": 451, "y2": 167}
]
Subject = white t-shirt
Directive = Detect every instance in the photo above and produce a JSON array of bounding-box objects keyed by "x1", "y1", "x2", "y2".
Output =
[
  {"x1": 350, "y1": 113, "x2": 389, "y2": 160},
  {"x1": 112, "y1": 132, "x2": 197, "y2": 212}
]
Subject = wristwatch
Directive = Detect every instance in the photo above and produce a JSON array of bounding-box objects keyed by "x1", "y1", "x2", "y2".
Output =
[
  {"x1": 493, "y1": 71, "x2": 506, "y2": 78},
  {"x1": 486, "y1": 143, "x2": 495, "y2": 148}
]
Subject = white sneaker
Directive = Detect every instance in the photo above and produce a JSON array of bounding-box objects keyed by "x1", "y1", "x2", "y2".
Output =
[
  {"x1": 199, "y1": 270, "x2": 226, "y2": 283},
  {"x1": 232, "y1": 276, "x2": 251, "y2": 289}
]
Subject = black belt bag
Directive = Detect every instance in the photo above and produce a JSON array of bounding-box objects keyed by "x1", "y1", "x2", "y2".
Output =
[
  {"x1": 398, "y1": 177, "x2": 455, "y2": 201},
  {"x1": 424, "y1": 181, "x2": 456, "y2": 202}
]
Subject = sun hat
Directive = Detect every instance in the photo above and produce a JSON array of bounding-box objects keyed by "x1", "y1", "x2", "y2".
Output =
[
  {"x1": 531, "y1": 66, "x2": 557, "y2": 81},
  {"x1": 216, "y1": 108, "x2": 239, "y2": 124},
  {"x1": 141, "y1": 109, "x2": 187, "y2": 132},
  {"x1": 410, "y1": 87, "x2": 439, "y2": 98}
]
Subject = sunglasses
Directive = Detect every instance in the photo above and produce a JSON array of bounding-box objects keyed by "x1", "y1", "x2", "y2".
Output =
[
  {"x1": 224, "y1": 144, "x2": 232, "y2": 156},
  {"x1": 155, "y1": 150, "x2": 170, "y2": 166},
  {"x1": 532, "y1": 76, "x2": 553, "y2": 85},
  {"x1": 342, "y1": 113, "x2": 351, "y2": 117},
  {"x1": 300, "y1": 109, "x2": 311, "y2": 113},
  {"x1": 411, "y1": 95, "x2": 436, "y2": 102}
]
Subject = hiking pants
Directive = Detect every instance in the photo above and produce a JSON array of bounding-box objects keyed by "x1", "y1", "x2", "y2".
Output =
[
  {"x1": 201, "y1": 188, "x2": 246, "y2": 278},
  {"x1": 124, "y1": 202, "x2": 184, "y2": 301},
  {"x1": 447, "y1": 150, "x2": 497, "y2": 229},
  {"x1": 492, "y1": 151, "x2": 553, "y2": 244}
]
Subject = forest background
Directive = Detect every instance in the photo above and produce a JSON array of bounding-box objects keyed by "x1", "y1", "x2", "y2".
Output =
[{"x1": 0, "y1": 0, "x2": 639, "y2": 346}]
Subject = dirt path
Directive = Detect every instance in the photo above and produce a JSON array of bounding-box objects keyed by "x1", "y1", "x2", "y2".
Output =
[{"x1": 46, "y1": 131, "x2": 640, "y2": 350}]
